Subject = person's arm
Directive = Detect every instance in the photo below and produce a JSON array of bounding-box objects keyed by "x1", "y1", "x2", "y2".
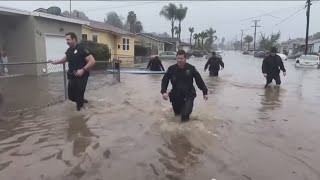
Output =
[
  {"x1": 194, "y1": 67, "x2": 208, "y2": 96},
  {"x1": 147, "y1": 59, "x2": 152, "y2": 70},
  {"x1": 278, "y1": 57, "x2": 286, "y2": 72},
  {"x1": 160, "y1": 61, "x2": 165, "y2": 71},
  {"x1": 84, "y1": 55, "x2": 96, "y2": 71},
  {"x1": 219, "y1": 58, "x2": 225, "y2": 68},
  {"x1": 204, "y1": 58, "x2": 210, "y2": 71},
  {"x1": 49, "y1": 56, "x2": 67, "y2": 64},
  {"x1": 262, "y1": 58, "x2": 267, "y2": 74},
  {"x1": 76, "y1": 48, "x2": 95, "y2": 77},
  {"x1": 161, "y1": 68, "x2": 170, "y2": 94}
]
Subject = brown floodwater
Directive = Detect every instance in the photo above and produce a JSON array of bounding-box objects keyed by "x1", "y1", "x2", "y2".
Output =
[{"x1": 1, "y1": 51, "x2": 320, "y2": 180}]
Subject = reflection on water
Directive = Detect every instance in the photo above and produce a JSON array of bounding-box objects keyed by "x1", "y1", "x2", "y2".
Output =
[
  {"x1": 258, "y1": 87, "x2": 282, "y2": 121},
  {"x1": 158, "y1": 133, "x2": 203, "y2": 180}
]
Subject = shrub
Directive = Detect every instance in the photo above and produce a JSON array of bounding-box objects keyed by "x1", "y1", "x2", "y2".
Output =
[{"x1": 80, "y1": 41, "x2": 111, "y2": 70}]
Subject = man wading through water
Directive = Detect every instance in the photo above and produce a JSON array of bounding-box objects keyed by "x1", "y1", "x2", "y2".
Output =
[
  {"x1": 146, "y1": 56, "x2": 165, "y2": 71},
  {"x1": 262, "y1": 47, "x2": 286, "y2": 88},
  {"x1": 49, "y1": 32, "x2": 96, "y2": 111},
  {"x1": 204, "y1": 51, "x2": 224, "y2": 76},
  {"x1": 161, "y1": 50, "x2": 208, "y2": 122}
]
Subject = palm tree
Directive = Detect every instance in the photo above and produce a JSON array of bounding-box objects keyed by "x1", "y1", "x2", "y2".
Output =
[
  {"x1": 175, "y1": 4, "x2": 188, "y2": 39},
  {"x1": 160, "y1": 3, "x2": 177, "y2": 38},
  {"x1": 193, "y1": 33, "x2": 199, "y2": 48},
  {"x1": 206, "y1": 28, "x2": 217, "y2": 41},
  {"x1": 189, "y1": 27, "x2": 194, "y2": 47},
  {"x1": 200, "y1": 31, "x2": 209, "y2": 49},
  {"x1": 174, "y1": 26, "x2": 180, "y2": 38},
  {"x1": 244, "y1": 35, "x2": 253, "y2": 50},
  {"x1": 127, "y1": 11, "x2": 137, "y2": 33}
]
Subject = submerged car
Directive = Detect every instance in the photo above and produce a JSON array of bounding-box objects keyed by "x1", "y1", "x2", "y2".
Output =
[
  {"x1": 156, "y1": 51, "x2": 176, "y2": 60},
  {"x1": 295, "y1": 55, "x2": 320, "y2": 68},
  {"x1": 243, "y1": 51, "x2": 250, "y2": 55}
]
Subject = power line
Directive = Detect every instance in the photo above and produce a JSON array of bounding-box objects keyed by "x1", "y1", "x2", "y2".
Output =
[
  {"x1": 82, "y1": 1, "x2": 162, "y2": 12},
  {"x1": 272, "y1": 6, "x2": 306, "y2": 27}
]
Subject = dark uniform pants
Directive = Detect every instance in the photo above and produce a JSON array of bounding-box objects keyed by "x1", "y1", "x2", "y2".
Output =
[
  {"x1": 209, "y1": 70, "x2": 219, "y2": 76},
  {"x1": 68, "y1": 75, "x2": 88, "y2": 108},
  {"x1": 266, "y1": 74, "x2": 281, "y2": 85},
  {"x1": 170, "y1": 93, "x2": 194, "y2": 121}
]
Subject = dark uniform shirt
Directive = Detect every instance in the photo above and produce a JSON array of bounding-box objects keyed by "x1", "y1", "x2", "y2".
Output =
[
  {"x1": 262, "y1": 54, "x2": 286, "y2": 76},
  {"x1": 161, "y1": 63, "x2": 208, "y2": 98},
  {"x1": 205, "y1": 56, "x2": 224, "y2": 71},
  {"x1": 65, "y1": 44, "x2": 91, "y2": 75},
  {"x1": 147, "y1": 58, "x2": 165, "y2": 71}
]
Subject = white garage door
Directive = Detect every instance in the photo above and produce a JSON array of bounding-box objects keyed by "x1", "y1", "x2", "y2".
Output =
[{"x1": 45, "y1": 35, "x2": 69, "y2": 73}]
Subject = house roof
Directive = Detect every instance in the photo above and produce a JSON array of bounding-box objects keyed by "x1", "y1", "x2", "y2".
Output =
[
  {"x1": 0, "y1": 6, "x2": 88, "y2": 25},
  {"x1": 136, "y1": 33, "x2": 173, "y2": 44},
  {"x1": 309, "y1": 39, "x2": 320, "y2": 45},
  {"x1": 157, "y1": 37, "x2": 180, "y2": 43},
  {"x1": 180, "y1": 41, "x2": 191, "y2": 46},
  {"x1": 85, "y1": 20, "x2": 134, "y2": 36}
]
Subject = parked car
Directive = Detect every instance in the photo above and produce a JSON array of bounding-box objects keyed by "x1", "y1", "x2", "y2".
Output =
[
  {"x1": 243, "y1": 51, "x2": 250, "y2": 55},
  {"x1": 154, "y1": 51, "x2": 176, "y2": 60},
  {"x1": 277, "y1": 53, "x2": 288, "y2": 61},
  {"x1": 254, "y1": 51, "x2": 267, "y2": 58},
  {"x1": 187, "y1": 50, "x2": 205, "y2": 58},
  {"x1": 295, "y1": 55, "x2": 320, "y2": 68}
]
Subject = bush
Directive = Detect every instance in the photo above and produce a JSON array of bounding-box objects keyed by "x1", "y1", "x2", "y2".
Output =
[{"x1": 80, "y1": 41, "x2": 111, "y2": 70}]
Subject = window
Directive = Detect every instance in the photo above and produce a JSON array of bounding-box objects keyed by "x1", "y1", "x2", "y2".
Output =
[
  {"x1": 82, "y1": 34, "x2": 87, "y2": 41},
  {"x1": 158, "y1": 43, "x2": 164, "y2": 51},
  {"x1": 123, "y1": 38, "x2": 130, "y2": 51},
  {"x1": 92, "y1": 35, "x2": 98, "y2": 43}
]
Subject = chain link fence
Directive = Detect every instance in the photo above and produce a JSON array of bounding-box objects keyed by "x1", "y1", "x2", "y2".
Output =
[{"x1": 0, "y1": 60, "x2": 120, "y2": 116}]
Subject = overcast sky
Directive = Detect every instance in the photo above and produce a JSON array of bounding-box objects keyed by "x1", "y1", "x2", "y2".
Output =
[{"x1": 1, "y1": 1, "x2": 319, "y2": 43}]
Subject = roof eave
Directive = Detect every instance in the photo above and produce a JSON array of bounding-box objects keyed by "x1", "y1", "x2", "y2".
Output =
[{"x1": 30, "y1": 12, "x2": 89, "y2": 25}]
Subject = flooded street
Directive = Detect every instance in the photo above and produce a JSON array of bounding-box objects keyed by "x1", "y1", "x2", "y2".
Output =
[{"x1": 1, "y1": 51, "x2": 320, "y2": 180}]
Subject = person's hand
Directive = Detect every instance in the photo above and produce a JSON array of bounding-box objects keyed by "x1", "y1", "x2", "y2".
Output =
[
  {"x1": 162, "y1": 93, "x2": 169, "y2": 101},
  {"x1": 48, "y1": 60, "x2": 57, "y2": 65},
  {"x1": 203, "y1": 95, "x2": 208, "y2": 101},
  {"x1": 76, "y1": 69, "x2": 85, "y2": 77},
  {"x1": 283, "y1": 72, "x2": 286, "y2": 76},
  {"x1": 263, "y1": 73, "x2": 267, "y2": 77}
]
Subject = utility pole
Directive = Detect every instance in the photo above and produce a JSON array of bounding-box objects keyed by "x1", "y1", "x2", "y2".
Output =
[
  {"x1": 305, "y1": 0, "x2": 311, "y2": 55},
  {"x1": 240, "y1": 29, "x2": 249, "y2": 51},
  {"x1": 251, "y1": 20, "x2": 261, "y2": 51}
]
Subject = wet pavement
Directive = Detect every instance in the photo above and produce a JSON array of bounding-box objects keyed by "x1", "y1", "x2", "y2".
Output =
[{"x1": 1, "y1": 51, "x2": 320, "y2": 180}]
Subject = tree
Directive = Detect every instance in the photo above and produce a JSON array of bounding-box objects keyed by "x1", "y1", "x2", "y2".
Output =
[
  {"x1": 47, "y1": 6, "x2": 61, "y2": 15},
  {"x1": 160, "y1": 3, "x2": 177, "y2": 38},
  {"x1": 175, "y1": 4, "x2": 188, "y2": 39},
  {"x1": 62, "y1": 10, "x2": 89, "y2": 20},
  {"x1": 127, "y1": 11, "x2": 137, "y2": 33},
  {"x1": 134, "y1": 21, "x2": 143, "y2": 33},
  {"x1": 199, "y1": 31, "x2": 209, "y2": 50},
  {"x1": 193, "y1": 33, "x2": 199, "y2": 47},
  {"x1": 204, "y1": 28, "x2": 217, "y2": 51},
  {"x1": 174, "y1": 26, "x2": 180, "y2": 38},
  {"x1": 105, "y1": 12, "x2": 124, "y2": 29},
  {"x1": 244, "y1": 35, "x2": 253, "y2": 50},
  {"x1": 218, "y1": 37, "x2": 226, "y2": 50},
  {"x1": 189, "y1": 27, "x2": 194, "y2": 47},
  {"x1": 233, "y1": 41, "x2": 241, "y2": 50},
  {"x1": 258, "y1": 32, "x2": 280, "y2": 51}
]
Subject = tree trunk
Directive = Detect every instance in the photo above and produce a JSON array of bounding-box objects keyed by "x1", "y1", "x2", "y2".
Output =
[
  {"x1": 190, "y1": 34, "x2": 192, "y2": 49},
  {"x1": 171, "y1": 20, "x2": 174, "y2": 38},
  {"x1": 248, "y1": 42, "x2": 250, "y2": 50}
]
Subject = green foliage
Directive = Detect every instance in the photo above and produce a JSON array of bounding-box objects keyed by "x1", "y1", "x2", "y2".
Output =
[
  {"x1": 175, "y1": 4, "x2": 188, "y2": 39},
  {"x1": 244, "y1": 35, "x2": 253, "y2": 49},
  {"x1": 105, "y1": 12, "x2": 124, "y2": 29},
  {"x1": 160, "y1": 3, "x2": 177, "y2": 38},
  {"x1": 258, "y1": 32, "x2": 281, "y2": 51},
  {"x1": 80, "y1": 41, "x2": 111, "y2": 69}
]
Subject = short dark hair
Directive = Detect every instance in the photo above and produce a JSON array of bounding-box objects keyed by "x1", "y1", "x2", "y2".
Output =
[
  {"x1": 65, "y1": 32, "x2": 77, "y2": 41},
  {"x1": 212, "y1": 52, "x2": 216, "y2": 56},
  {"x1": 176, "y1": 50, "x2": 186, "y2": 58}
]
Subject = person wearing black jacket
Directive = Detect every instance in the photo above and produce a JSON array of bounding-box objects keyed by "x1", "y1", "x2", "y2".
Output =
[
  {"x1": 161, "y1": 50, "x2": 208, "y2": 122},
  {"x1": 147, "y1": 56, "x2": 165, "y2": 71},
  {"x1": 262, "y1": 47, "x2": 286, "y2": 88},
  {"x1": 204, "y1": 52, "x2": 224, "y2": 76}
]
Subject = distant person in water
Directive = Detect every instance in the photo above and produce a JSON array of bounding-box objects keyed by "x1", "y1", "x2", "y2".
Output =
[
  {"x1": 262, "y1": 47, "x2": 286, "y2": 88},
  {"x1": 161, "y1": 50, "x2": 208, "y2": 122},
  {"x1": 147, "y1": 56, "x2": 165, "y2": 71},
  {"x1": 204, "y1": 52, "x2": 224, "y2": 76}
]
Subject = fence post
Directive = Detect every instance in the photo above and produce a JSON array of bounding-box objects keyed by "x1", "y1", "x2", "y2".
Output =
[{"x1": 63, "y1": 63, "x2": 68, "y2": 100}]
